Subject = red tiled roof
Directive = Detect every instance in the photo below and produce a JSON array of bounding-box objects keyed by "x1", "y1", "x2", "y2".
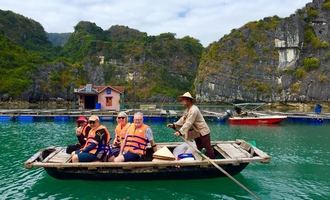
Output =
[
  {"x1": 111, "y1": 86, "x2": 125, "y2": 93},
  {"x1": 77, "y1": 85, "x2": 124, "y2": 94}
]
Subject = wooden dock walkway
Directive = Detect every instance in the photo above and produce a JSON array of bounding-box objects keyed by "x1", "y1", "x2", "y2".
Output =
[{"x1": 1, "y1": 108, "x2": 330, "y2": 123}]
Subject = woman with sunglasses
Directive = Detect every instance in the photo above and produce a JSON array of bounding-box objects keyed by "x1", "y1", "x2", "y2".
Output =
[
  {"x1": 108, "y1": 112, "x2": 131, "y2": 162},
  {"x1": 112, "y1": 112, "x2": 131, "y2": 157}
]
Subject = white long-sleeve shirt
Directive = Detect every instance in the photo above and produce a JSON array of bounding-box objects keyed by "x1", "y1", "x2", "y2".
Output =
[{"x1": 174, "y1": 105, "x2": 210, "y2": 140}]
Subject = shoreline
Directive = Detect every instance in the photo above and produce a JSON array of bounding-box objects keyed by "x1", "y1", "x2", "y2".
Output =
[{"x1": 0, "y1": 100, "x2": 329, "y2": 113}]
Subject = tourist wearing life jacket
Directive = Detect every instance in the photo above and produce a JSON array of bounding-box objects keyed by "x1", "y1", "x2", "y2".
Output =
[
  {"x1": 167, "y1": 92, "x2": 215, "y2": 159},
  {"x1": 111, "y1": 111, "x2": 131, "y2": 158},
  {"x1": 66, "y1": 116, "x2": 91, "y2": 154},
  {"x1": 113, "y1": 112, "x2": 131, "y2": 147},
  {"x1": 72, "y1": 115, "x2": 112, "y2": 162},
  {"x1": 114, "y1": 112, "x2": 157, "y2": 162}
]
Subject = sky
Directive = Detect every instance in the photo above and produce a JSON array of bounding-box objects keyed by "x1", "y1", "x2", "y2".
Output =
[{"x1": 0, "y1": 0, "x2": 311, "y2": 46}]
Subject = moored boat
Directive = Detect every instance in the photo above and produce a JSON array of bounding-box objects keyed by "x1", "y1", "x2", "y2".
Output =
[
  {"x1": 24, "y1": 140, "x2": 270, "y2": 180},
  {"x1": 229, "y1": 115, "x2": 287, "y2": 125},
  {"x1": 228, "y1": 103, "x2": 287, "y2": 125}
]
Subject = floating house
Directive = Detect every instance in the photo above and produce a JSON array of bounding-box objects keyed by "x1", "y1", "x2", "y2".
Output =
[{"x1": 74, "y1": 84, "x2": 124, "y2": 111}]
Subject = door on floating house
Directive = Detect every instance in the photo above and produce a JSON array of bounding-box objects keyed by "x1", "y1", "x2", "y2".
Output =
[
  {"x1": 106, "y1": 97, "x2": 112, "y2": 107},
  {"x1": 84, "y1": 95, "x2": 97, "y2": 109}
]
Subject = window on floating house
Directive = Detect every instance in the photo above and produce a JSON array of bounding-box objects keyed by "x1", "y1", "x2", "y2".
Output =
[
  {"x1": 106, "y1": 97, "x2": 112, "y2": 106},
  {"x1": 106, "y1": 88, "x2": 112, "y2": 94}
]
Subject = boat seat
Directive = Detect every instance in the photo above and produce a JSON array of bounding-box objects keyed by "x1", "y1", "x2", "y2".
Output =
[
  {"x1": 215, "y1": 143, "x2": 250, "y2": 159},
  {"x1": 46, "y1": 148, "x2": 72, "y2": 163}
]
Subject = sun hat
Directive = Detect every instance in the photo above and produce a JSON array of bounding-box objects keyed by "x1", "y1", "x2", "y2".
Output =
[
  {"x1": 76, "y1": 116, "x2": 88, "y2": 123},
  {"x1": 179, "y1": 92, "x2": 194, "y2": 100},
  {"x1": 88, "y1": 115, "x2": 99, "y2": 122}
]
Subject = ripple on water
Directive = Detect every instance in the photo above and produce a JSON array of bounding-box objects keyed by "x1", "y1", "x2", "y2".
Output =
[
  {"x1": 0, "y1": 169, "x2": 44, "y2": 199},
  {"x1": 1, "y1": 122, "x2": 330, "y2": 199}
]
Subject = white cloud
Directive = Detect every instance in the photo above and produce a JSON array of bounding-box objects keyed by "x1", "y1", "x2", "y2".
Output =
[{"x1": 0, "y1": 0, "x2": 311, "y2": 46}]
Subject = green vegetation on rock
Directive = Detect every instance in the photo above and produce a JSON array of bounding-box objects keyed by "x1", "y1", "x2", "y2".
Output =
[
  {"x1": 0, "y1": 9, "x2": 203, "y2": 101},
  {"x1": 306, "y1": 7, "x2": 318, "y2": 19},
  {"x1": 304, "y1": 25, "x2": 329, "y2": 49},
  {"x1": 0, "y1": 34, "x2": 44, "y2": 97},
  {"x1": 322, "y1": 0, "x2": 330, "y2": 10},
  {"x1": 303, "y1": 57, "x2": 320, "y2": 71}
]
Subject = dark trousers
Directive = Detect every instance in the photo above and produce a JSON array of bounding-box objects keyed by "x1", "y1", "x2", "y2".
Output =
[
  {"x1": 194, "y1": 134, "x2": 215, "y2": 159},
  {"x1": 66, "y1": 144, "x2": 82, "y2": 154}
]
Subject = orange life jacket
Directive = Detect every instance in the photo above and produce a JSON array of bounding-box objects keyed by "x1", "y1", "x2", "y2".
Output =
[
  {"x1": 77, "y1": 124, "x2": 91, "y2": 146},
  {"x1": 114, "y1": 123, "x2": 131, "y2": 146},
  {"x1": 82, "y1": 124, "x2": 91, "y2": 137},
  {"x1": 83, "y1": 125, "x2": 111, "y2": 154},
  {"x1": 123, "y1": 124, "x2": 149, "y2": 155}
]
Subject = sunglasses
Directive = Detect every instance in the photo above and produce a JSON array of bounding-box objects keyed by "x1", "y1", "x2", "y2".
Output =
[
  {"x1": 88, "y1": 121, "x2": 96, "y2": 124},
  {"x1": 118, "y1": 117, "x2": 125, "y2": 119}
]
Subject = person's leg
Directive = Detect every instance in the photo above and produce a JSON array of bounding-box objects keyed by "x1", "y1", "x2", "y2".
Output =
[
  {"x1": 114, "y1": 154, "x2": 125, "y2": 162},
  {"x1": 77, "y1": 152, "x2": 97, "y2": 162},
  {"x1": 194, "y1": 136, "x2": 203, "y2": 151},
  {"x1": 66, "y1": 144, "x2": 81, "y2": 154},
  {"x1": 71, "y1": 154, "x2": 79, "y2": 162},
  {"x1": 122, "y1": 152, "x2": 141, "y2": 162},
  {"x1": 200, "y1": 134, "x2": 215, "y2": 159},
  {"x1": 108, "y1": 155, "x2": 115, "y2": 162}
]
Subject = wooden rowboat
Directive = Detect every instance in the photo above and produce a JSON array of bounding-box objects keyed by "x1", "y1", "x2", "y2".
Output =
[{"x1": 24, "y1": 140, "x2": 270, "y2": 180}]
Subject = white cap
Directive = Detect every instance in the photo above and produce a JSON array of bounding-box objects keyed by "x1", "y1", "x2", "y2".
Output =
[{"x1": 88, "y1": 115, "x2": 100, "y2": 121}]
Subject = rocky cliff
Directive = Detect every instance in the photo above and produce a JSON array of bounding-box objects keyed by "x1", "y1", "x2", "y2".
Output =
[
  {"x1": 0, "y1": 10, "x2": 52, "y2": 51},
  {"x1": 47, "y1": 33, "x2": 71, "y2": 47},
  {"x1": 195, "y1": 0, "x2": 330, "y2": 102},
  {"x1": 0, "y1": 11, "x2": 203, "y2": 102},
  {"x1": 2, "y1": 0, "x2": 330, "y2": 103},
  {"x1": 59, "y1": 22, "x2": 203, "y2": 101}
]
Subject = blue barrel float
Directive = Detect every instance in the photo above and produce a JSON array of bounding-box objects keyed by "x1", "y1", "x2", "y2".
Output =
[
  {"x1": 16, "y1": 116, "x2": 34, "y2": 122},
  {"x1": 144, "y1": 116, "x2": 166, "y2": 123},
  {"x1": 128, "y1": 115, "x2": 134, "y2": 122},
  {"x1": 100, "y1": 116, "x2": 114, "y2": 121},
  {"x1": 0, "y1": 116, "x2": 12, "y2": 122},
  {"x1": 54, "y1": 116, "x2": 69, "y2": 122},
  {"x1": 286, "y1": 116, "x2": 324, "y2": 124},
  {"x1": 95, "y1": 103, "x2": 101, "y2": 110}
]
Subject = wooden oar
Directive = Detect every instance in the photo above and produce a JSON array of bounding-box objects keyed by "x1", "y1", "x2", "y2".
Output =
[{"x1": 178, "y1": 135, "x2": 261, "y2": 200}]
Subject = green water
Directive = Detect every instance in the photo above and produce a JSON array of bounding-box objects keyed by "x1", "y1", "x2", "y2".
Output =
[{"x1": 0, "y1": 121, "x2": 329, "y2": 200}]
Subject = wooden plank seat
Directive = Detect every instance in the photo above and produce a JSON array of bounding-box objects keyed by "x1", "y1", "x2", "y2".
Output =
[
  {"x1": 46, "y1": 148, "x2": 71, "y2": 163},
  {"x1": 216, "y1": 143, "x2": 250, "y2": 159}
]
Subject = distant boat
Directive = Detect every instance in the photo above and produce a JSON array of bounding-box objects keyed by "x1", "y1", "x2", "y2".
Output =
[
  {"x1": 24, "y1": 140, "x2": 270, "y2": 180},
  {"x1": 229, "y1": 115, "x2": 287, "y2": 125},
  {"x1": 228, "y1": 103, "x2": 287, "y2": 125}
]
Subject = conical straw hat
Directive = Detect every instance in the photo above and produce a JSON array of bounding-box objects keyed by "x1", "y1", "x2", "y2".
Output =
[
  {"x1": 179, "y1": 92, "x2": 194, "y2": 100},
  {"x1": 153, "y1": 146, "x2": 175, "y2": 160}
]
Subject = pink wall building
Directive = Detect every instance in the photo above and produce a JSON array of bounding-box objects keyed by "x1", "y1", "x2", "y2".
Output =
[{"x1": 74, "y1": 84, "x2": 124, "y2": 111}]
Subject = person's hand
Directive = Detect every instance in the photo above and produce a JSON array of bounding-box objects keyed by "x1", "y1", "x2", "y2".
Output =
[
  {"x1": 167, "y1": 123, "x2": 175, "y2": 129},
  {"x1": 75, "y1": 127, "x2": 82, "y2": 136},
  {"x1": 174, "y1": 131, "x2": 181, "y2": 137}
]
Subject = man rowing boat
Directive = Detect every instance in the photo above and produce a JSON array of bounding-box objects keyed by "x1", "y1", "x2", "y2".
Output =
[{"x1": 168, "y1": 92, "x2": 215, "y2": 159}]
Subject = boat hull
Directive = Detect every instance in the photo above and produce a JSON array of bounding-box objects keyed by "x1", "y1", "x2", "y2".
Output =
[
  {"x1": 25, "y1": 140, "x2": 270, "y2": 181},
  {"x1": 44, "y1": 163, "x2": 248, "y2": 180},
  {"x1": 229, "y1": 116, "x2": 287, "y2": 125}
]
